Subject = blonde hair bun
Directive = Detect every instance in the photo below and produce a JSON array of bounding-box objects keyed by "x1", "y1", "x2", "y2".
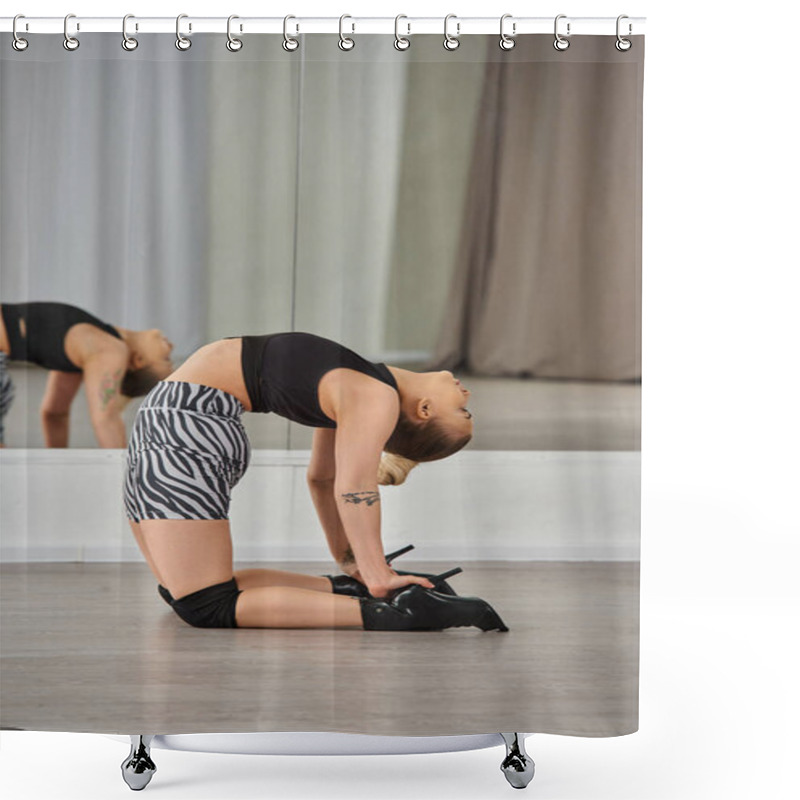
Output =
[{"x1": 377, "y1": 452, "x2": 419, "y2": 486}]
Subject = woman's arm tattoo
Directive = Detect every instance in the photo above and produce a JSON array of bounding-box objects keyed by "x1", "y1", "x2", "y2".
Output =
[
  {"x1": 100, "y1": 369, "x2": 123, "y2": 410},
  {"x1": 340, "y1": 491, "x2": 380, "y2": 507}
]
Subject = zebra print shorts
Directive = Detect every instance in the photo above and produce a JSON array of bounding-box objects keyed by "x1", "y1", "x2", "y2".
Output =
[
  {"x1": 0, "y1": 353, "x2": 14, "y2": 445},
  {"x1": 124, "y1": 381, "x2": 251, "y2": 521}
]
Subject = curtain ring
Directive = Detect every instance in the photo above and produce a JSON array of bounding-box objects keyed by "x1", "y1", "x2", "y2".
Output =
[
  {"x1": 339, "y1": 14, "x2": 355, "y2": 51},
  {"x1": 12, "y1": 15, "x2": 29, "y2": 52},
  {"x1": 63, "y1": 14, "x2": 80, "y2": 51},
  {"x1": 499, "y1": 14, "x2": 516, "y2": 51},
  {"x1": 553, "y1": 14, "x2": 570, "y2": 51},
  {"x1": 443, "y1": 14, "x2": 460, "y2": 51},
  {"x1": 122, "y1": 15, "x2": 138, "y2": 51},
  {"x1": 283, "y1": 15, "x2": 299, "y2": 51},
  {"x1": 615, "y1": 15, "x2": 632, "y2": 51},
  {"x1": 175, "y1": 14, "x2": 191, "y2": 51},
  {"x1": 226, "y1": 15, "x2": 243, "y2": 52},
  {"x1": 394, "y1": 15, "x2": 410, "y2": 51}
]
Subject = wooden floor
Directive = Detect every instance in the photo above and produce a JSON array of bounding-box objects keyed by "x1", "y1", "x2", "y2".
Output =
[{"x1": 0, "y1": 561, "x2": 639, "y2": 737}]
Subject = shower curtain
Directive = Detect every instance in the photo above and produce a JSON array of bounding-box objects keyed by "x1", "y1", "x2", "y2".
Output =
[{"x1": 0, "y1": 27, "x2": 643, "y2": 739}]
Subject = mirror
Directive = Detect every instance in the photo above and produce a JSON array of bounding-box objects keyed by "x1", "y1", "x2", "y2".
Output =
[{"x1": 0, "y1": 35, "x2": 640, "y2": 453}]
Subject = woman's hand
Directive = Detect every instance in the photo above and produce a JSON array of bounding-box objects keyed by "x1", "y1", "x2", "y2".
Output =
[
  {"x1": 340, "y1": 554, "x2": 434, "y2": 598},
  {"x1": 367, "y1": 571, "x2": 434, "y2": 600}
]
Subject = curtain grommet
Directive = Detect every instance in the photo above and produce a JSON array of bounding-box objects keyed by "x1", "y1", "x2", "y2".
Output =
[
  {"x1": 615, "y1": 15, "x2": 632, "y2": 51},
  {"x1": 12, "y1": 15, "x2": 29, "y2": 51},
  {"x1": 283, "y1": 15, "x2": 299, "y2": 52},
  {"x1": 394, "y1": 15, "x2": 410, "y2": 51},
  {"x1": 63, "y1": 14, "x2": 80, "y2": 51},
  {"x1": 338, "y1": 14, "x2": 355, "y2": 51},
  {"x1": 553, "y1": 14, "x2": 570, "y2": 51},
  {"x1": 175, "y1": 14, "x2": 192, "y2": 51},
  {"x1": 443, "y1": 14, "x2": 460, "y2": 51},
  {"x1": 226, "y1": 15, "x2": 243, "y2": 52},
  {"x1": 122, "y1": 14, "x2": 139, "y2": 51},
  {"x1": 499, "y1": 14, "x2": 516, "y2": 51}
]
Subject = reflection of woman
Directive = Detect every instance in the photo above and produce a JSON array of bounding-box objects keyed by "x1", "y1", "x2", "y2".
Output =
[
  {"x1": 0, "y1": 302, "x2": 174, "y2": 448},
  {"x1": 125, "y1": 332, "x2": 507, "y2": 632}
]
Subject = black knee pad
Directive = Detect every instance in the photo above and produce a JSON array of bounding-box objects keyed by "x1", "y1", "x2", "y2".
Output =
[
  {"x1": 157, "y1": 584, "x2": 174, "y2": 606},
  {"x1": 171, "y1": 578, "x2": 241, "y2": 628}
]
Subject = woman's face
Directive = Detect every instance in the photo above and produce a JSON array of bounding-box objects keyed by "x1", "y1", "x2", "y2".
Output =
[
  {"x1": 425, "y1": 370, "x2": 474, "y2": 438},
  {"x1": 137, "y1": 329, "x2": 174, "y2": 377}
]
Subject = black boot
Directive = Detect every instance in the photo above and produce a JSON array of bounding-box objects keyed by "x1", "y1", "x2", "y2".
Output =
[
  {"x1": 326, "y1": 570, "x2": 458, "y2": 598},
  {"x1": 385, "y1": 544, "x2": 457, "y2": 595},
  {"x1": 384, "y1": 544, "x2": 416, "y2": 563},
  {"x1": 325, "y1": 546, "x2": 411, "y2": 598},
  {"x1": 326, "y1": 544, "x2": 459, "y2": 597},
  {"x1": 326, "y1": 574, "x2": 371, "y2": 598},
  {"x1": 391, "y1": 569, "x2": 457, "y2": 596},
  {"x1": 360, "y1": 580, "x2": 509, "y2": 633}
]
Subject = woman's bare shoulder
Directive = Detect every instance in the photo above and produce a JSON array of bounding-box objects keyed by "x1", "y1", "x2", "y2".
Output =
[
  {"x1": 66, "y1": 323, "x2": 127, "y2": 366},
  {"x1": 319, "y1": 368, "x2": 399, "y2": 424}
]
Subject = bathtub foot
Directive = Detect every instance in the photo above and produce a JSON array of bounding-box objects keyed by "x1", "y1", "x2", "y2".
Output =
[
  {"x1": 500, "y1": 733, "x2": 535, "y2": 789},
  {"x1": 121, "y1": 735, "x2": 157, "y2": 791}
]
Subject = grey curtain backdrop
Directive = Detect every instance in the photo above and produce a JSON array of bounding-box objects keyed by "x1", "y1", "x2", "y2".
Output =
[
  {"x1": 428, "y1": 37, "x2": 643, "y2": 379},
  {"x1": 0, "y1": 40, "x2": 211, "y2": 353},
  {"x1": 1, "y1": 34, "x2": 641, "y2": 378},
  {"x1": 0, "y1": 34, "x2": 480, "y2": 363}
]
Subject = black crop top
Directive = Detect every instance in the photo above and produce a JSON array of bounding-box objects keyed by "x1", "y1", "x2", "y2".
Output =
[
  {"x1": 0, "y1": 302, "x2": 122, "y2": 373},
  {"x1": 239, "y1": 332, "x2": 398, "y2": 427}
]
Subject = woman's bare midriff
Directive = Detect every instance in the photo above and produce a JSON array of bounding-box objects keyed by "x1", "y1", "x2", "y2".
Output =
[{"x1": 164, "y1": 338, "x2": 253, "y2": 411}]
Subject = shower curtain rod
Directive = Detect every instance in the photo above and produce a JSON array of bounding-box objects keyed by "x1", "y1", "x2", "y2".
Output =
[{"x1": 0, "y1": 16, "x2": 646, "y2": 36}]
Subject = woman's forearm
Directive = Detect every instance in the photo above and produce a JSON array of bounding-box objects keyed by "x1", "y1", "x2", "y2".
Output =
[
  {"x1": 333, "y1": 483, "x2": 393, "y2": 590},
  {"x1": 307, "y1": 478, "x2": 352, "y2": 563}
]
